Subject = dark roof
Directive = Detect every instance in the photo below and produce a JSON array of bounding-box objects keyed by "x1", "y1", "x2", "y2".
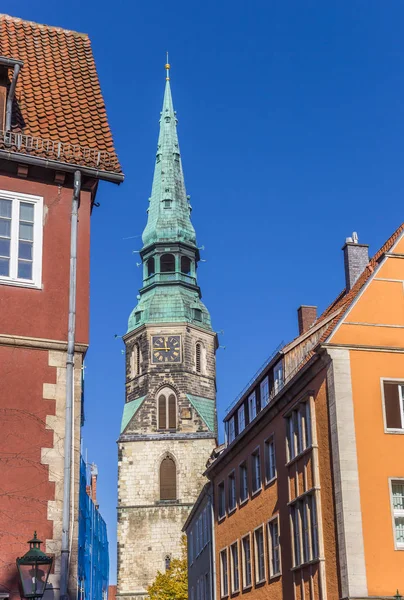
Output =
[{"x1": 0, "y1": 14, "x2": 122, "y2": 174}]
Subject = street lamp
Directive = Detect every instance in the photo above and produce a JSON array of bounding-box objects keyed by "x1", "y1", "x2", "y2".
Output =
[{"x1": 16, "y1": 532, "x2": 53, "y2": 599}]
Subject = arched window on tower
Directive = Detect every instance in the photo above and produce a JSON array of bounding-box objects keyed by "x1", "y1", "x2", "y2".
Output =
[
  {"x1": 160, "y1": 254, "x2": 175, "y2": 273},
  {"x1": 160, "y1": 455, "x2": 177, "y2": 500},
  {"x1": 181, "y1": 256, "x2": 191, "y2": 275},
  {"x1": 196, "y1": 342, "x2": 202, "y2": 373},
  {"x1": 130, "y1": 343, "x2": 141, "y2": 378},
  {"x1": 147, "y1": 257, "x2": 155, "y2": 277},
  {"x1": 158, "y1": 389, "x2": 177, "y2": 430}
]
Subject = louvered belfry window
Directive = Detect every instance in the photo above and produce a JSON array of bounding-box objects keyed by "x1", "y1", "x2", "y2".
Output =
[
  {"x1": 196, "y1": 343, "x2": 202, "y2": 373},
  {"x1": 160, "y1": 455, "x2": 177, "y2": 500},
  {"x1": 158, "y1": 389, "x2": 177, "y2": 430}
]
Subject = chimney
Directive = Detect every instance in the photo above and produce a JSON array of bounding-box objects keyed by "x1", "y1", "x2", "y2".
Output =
[
  {"x1": 297, "y1": 305, "x2": 317, "y2": 335},
  {"x1": 90, "y1": 463, "x2": 99, "y2": 508},
  {"x1": 342, "y1": 232, "x2": 369, "y2": 291}
]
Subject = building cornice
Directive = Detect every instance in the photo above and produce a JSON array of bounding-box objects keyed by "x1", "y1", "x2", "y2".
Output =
[{"x1": 0, "y1": 332, "x2": 88, "y2": 353}]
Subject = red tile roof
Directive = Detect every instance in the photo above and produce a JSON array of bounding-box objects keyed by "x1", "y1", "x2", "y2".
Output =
[{"x1": 0, "y1": 14, "x2": 121, "y2": 174}]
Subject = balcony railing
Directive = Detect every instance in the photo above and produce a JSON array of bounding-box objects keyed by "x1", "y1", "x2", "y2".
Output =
[
  {"x1": 143, "y1": 272, "x2": 197, "y2": 286},
  {"x1": 0, "y1": 130, "x2": 120, "y2": 172}
]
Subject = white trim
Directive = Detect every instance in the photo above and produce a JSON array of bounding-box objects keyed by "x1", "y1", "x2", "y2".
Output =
[
  {"x1": 219, "y1": 547, "x2": 229, "y2": 598},
  {"x1": 227, "y1": 469, "x2": 236, "y2": 513},
  {"x1": 0, "y1": 189, "x2": 43, "y2": 288},
  {"x1": 229, "y1": 540, "x2": 240, "y2": 594},
  {"x1": 389, "y1": 477, "x2": 404, "y2": 551},
  {"x1": 264, "y1": 434, "x2": 277, "y2": 484},
  {"x1": 267, "y1": 514, "x2": 281, "y2": 578},
  {"x1": 238, "y1": 459, "x2": 249, "y2": 505},
  {"x1": 253, "y1": 523, "x2": 266, "y2": 584},
  {"x1": 241, "y1": 532, "x2": 252, "y2": 590},
  {"x1": 381, "y1": 378, "x2": 404, "y2": 433},
  {"x1": 251, "y1": 445, "x2": 262, "y2": 494}
]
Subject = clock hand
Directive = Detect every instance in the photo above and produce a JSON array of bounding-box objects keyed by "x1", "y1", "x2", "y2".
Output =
[{"x1": 154, "y1": 347, "x2": 170, "y2": 351}]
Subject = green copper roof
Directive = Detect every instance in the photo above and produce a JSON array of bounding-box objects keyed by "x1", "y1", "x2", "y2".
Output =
[
  {"x1": 142, "y1": 77, "x2": 196, "y2": 248},
  {"x1": 120, "y1": 396, "x2": 146, "y2": 433},
  {"x1": 128, "y1": 285, "x2": 211, "y2": 332},
  {"x1": 186, "y1": 394, "x2": 216, "y2": 432}
]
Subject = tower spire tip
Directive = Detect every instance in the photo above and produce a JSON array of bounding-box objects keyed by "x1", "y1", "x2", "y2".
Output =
[{"x1": 165, "y1": 51, "x2": 170, "y2": 81}]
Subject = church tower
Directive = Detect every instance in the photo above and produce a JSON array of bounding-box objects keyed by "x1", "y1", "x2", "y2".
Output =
[{"x1": 117, "y1": 61, "x2": 217, "y2": 600}]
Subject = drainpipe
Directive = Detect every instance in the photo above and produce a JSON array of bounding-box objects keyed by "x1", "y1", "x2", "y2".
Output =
[
  {"x1": 60, "y1": 170, "x2": 82, "y2": 600},
  {"x1": 5, "y1": 62, "x2": 21, "y2": 131}
]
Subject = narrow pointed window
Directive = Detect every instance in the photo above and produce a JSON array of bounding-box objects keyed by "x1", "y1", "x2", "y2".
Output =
[
  {"x1": 158, "y1": 395, "x2": 167, "y2": 429},
  {"x1": 160, "y1": 455, "x2": 177, "y2": 500},
  {"x1": 196, "y1": 343, "x2": 202, "y2": 373},
  {"x1": 147, "y1": 257, "x2": 155, "y2": 276},
  {"x1": 130, "y1": 343, "x2": 141, "y2": 378},
  {"x1": 161, "y1": 254, "x2": 175, "y2": 272},
  {"x1": 181, "y1": 256, "x2": 191, "y2": 275},
  {"x1": 168, "y1": 394, "x2": 176, "y2": 429}
]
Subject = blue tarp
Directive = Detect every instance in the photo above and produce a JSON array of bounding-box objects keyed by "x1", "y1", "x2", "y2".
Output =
[{"x1": 78, "y1": 457, "x2": 109, "y2": 600}]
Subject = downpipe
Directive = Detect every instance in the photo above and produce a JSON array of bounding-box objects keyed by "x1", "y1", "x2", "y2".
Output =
[{"x1": 60, "y1": 170, "x2": 81, "y2": 600}]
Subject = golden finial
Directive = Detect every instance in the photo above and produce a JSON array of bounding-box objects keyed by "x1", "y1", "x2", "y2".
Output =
[{"x1": 165, "y1": 51, "x2": 170, "y2": 81}]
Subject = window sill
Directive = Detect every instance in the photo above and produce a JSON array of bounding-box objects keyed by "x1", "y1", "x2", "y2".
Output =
[
  {"x1": 265, "y1": 476, "x2": 277, "y2": 487},
  {"x1": 290, "y1": 557, "x2": 321, "y2": 572},
  {"x1": 254, "y1": 579, "x2": 266, "y2": 588},
  {"x1": 0, "y1": 277, "x2": 42, "y2": 290},
  {"x1": 242, "y1": 584, "x2": 252, "y2": 592},
  {"x1": 218, "y1": 514, "x2": 226, "y2": 523},
  {"x1": 230, "y1": 590, "x2": 240, "y2": 597},
  {"x1": 285, "y1": 444, "x2": 316, "y2": 467},
  {"x1": 228, "y1": 506, "x2": 237, "y2": 516},
  {"x1": 269, "y1": 571, "x2": 281, "y2": 580},
  {"x1": 251, "y1": 487, "x2": 262, "y2": 498},
  {"x1": 385, "y1": 428, "x2": 404, "y2": 435},
  {"x1": 239, "y1": 497, "x2": 249, "y2": 507}
]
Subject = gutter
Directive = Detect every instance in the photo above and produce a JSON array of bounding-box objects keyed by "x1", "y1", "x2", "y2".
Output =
[
  {"x1": 0, "y1": 149, "x2": 124, "y2": 184},
  {"x1": 60, "y1": 170, "x2": 81, "y2": 600}
]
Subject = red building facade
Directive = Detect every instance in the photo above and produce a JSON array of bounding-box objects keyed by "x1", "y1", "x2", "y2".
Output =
[{"x1": 0, "y1": 14, "x2": 122, "y2": 600}]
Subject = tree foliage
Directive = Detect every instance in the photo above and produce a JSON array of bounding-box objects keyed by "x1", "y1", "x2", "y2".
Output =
[{"x1": 146, "y1": 536, "x2": 188, "y2": 600}]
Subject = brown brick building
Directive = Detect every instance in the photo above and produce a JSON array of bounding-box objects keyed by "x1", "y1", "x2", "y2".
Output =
[{"x1": 204, "y1": 227, "x2": 404, "y2": 600}]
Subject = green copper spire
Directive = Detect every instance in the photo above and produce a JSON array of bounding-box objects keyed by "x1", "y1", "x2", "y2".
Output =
[
  {"x1": 142, "y1": 61, "x2": 196, "y2": 248},
  {"x1": 127, "y1": 62, "x2": 212, "y2": 334}
]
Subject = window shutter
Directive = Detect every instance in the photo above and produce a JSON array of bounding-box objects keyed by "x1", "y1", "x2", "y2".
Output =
[
  {"x1": 168, "y1": 394, "x2": 176, "y2": 429},
  {"x1": 384, "y1": 382, "x2": 402, "y2": 428},
  {"x1": 159, "y1": 395, "x2": 167, "y2": 429},
  {"x1": 160, "y1": 456, "x2": 176, "y2": 500},
  {"x1": 196, "y1": 343, "x2": 201, "y2": 373}
]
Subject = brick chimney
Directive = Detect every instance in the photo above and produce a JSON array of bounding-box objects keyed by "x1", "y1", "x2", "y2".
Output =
[
  {"x1": 297, "y1": 305, "x2": 317, "y2": 335},
  {"x1": 342, "y1": 232, "x2": 369, "y2": 292}
]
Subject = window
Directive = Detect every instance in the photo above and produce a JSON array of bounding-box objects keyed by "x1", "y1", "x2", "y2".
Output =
[
  {"x1": 251, "y1": 449, "x2": 261, "y2": 493},
  {"x1": 383, "y1": 382, "x2": 404, "y2": 430},
  {"x1": 254, "y1": 526, "x2": 265, "y2": 583},
  {"x1": 158, "y1": 389, "x2": 177, "y2": 430},
  {"x1": 239, "y1": 462, "x2": 248, "y2": 503},
  {"x1": 238, "y1": 404, "x2": 245, "y2": 433},
  {"x1": 241, "y1": 535, "x2": 252, "y2": 589},
  {"x1": 0, "y1": 191, "x2": 43, "y2": 287},
  {"x1": 218, "y1": 481, "x2": 225, "y2": 519},
  {"x1": 228, "y1": 417, "x2": 235, "y2": 443},
  {"x1": 391, "y1": 481, "x2": 404, "y2": 549},
  {"x1": 130, "y1": 343, "x2": 141, "y2": 378},
  {"x1": 160, "y1": 253, "x2": 175, "y2": 272},
  {"x1": 160, "y1": 455, "x2": 176, "y2": 500},
  {"x1": 268, "y1": 517, "x2": 281, "y2": 577},
  {"x1": 220, "y1": 549, "x2": 228, "y2": 597},
  {"x1": 290, "y1": 495, "x2": 319, "y2": 567},
  {"x1": 147, "y1": 256, "x2": 155, "y2": 276},
  {"x1": 230, "y1": 542, "x2": 239, "y2": 593},
  {"x1": 196, "y1": 342, "x2": 202, "y2": 373},
  {"x1": 181, "y1": 255, "x2": 191, "y2": 274},
  {"x1": 165, "y1": 555, "x2": 171, "y2": 571},
  {"x1": 286, "y1": 401, "x2": 312, "y2": 461},
  {"x1": 248, "y1": 391, "x2": 257, "y2": 422},
  {"x1": 163, "y1": 199, "x2": 172, "y2": 209},
  {"x1": 260, "y1": 376, "x2": 269, "y2": 407},
  {"x1": 273, "y1": 360, "x2": 283, "y2": 395},
  {"x1": 194, "y1": 308, "x2": 203, "y2": 322},
  {"x1": 264, "y1": 437, "x2": 276, "y2": 483},
  {"x1": 228, "y1": 471, "x2": 236, "y2": 512}
]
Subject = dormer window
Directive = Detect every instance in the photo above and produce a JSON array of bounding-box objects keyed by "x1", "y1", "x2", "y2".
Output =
[
  {"x1": 0, "y1": 56, "x2": 23, "y2": 133},
  {"x1": 163, "y1": 199, "x2": 172, "y2": 209},
  {"x1": 194, "y1": 308, "x2": 202, "y2": 322}
]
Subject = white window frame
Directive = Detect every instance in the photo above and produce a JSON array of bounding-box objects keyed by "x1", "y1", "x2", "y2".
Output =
[
  {"x1": 264, "y1": 436, "x2": 276, "y2": 484},
  {"x1": 218, "y1": 481, "x2": 226, "y2": 520},
  {"x1": 0, "y1": 189, "x2": 43, "y2": 289},
  {"x1": 238, "y1": 404, "x2": 245, "y2": 433},
  {"x1": 219, "y1": 548, "x2": 229, "y2": 598},
  {"x1": 251, "y1": 447, "x2": 261, "y2": 495},
  {"x1": 381, "y1": 378, "x2": 404, "y2": 433},
  {"x1": 241, "y1": 533, "x2": 252, "y2": 590},
  {"x1": 260, "y1": 376, "x2": 269, "y2": 407},
  {"x1": 286, "y1": 400, "x2": 313, "y2": 463},
  {"x1": 273, "y1": 360, "x2": 283, "y2": 395},
  {"x1": 228, "y1": 416, "x2": 235, "y2": 443},
  {"x1": 228, "y1": 470, "x2": 236, "y2": 513},
  {"x1": 239, "y1": 460, "x2": 249, "y2": 504},
  {"x1": 253, "y1": 524, "x2": 266, "y2": 584},
  {"x1": 267, "y1": 514, "x2": 281, "y2": 578},
  {"x1": 248, "y1": 391, "x2": 257, "y2": 422},
  {"x1": 229, "y1": 540, "x2": 240, "y2": 594},
  {"x1": 389, "y1": 478, "x2": 404, "y2": 550}
]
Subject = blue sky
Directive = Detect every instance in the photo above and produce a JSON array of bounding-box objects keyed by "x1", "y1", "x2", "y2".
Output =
[{"x1": 4, "y1": 0, "x2": 404, "y2": 583}]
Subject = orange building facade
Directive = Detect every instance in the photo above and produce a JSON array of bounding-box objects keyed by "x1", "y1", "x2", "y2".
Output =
[{"x1": 203, "y1": 225, "x2": 404, "y2": 600}]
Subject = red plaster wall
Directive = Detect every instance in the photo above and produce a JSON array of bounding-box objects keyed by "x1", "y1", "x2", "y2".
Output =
[
  {"x1": 0, "y1": 345, "x2": 56, "y2": 598},
  {"x1": 0, "y1": 174, "x2": 91, "y2": 344}
]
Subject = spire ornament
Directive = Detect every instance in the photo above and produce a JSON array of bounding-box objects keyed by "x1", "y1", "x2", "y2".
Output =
[{"x1": 165, "y1": 51, "x2": 170, "y2": 81}]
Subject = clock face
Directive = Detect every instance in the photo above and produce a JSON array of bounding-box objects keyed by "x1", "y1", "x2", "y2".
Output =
[{"x1": 152, "y1": 335, "x2": 182, "y2": 364}]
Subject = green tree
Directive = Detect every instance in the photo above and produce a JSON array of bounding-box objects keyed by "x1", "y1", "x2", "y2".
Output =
[{"x1": 146, "y1": 536, "x2": 188, "y2": 600}]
